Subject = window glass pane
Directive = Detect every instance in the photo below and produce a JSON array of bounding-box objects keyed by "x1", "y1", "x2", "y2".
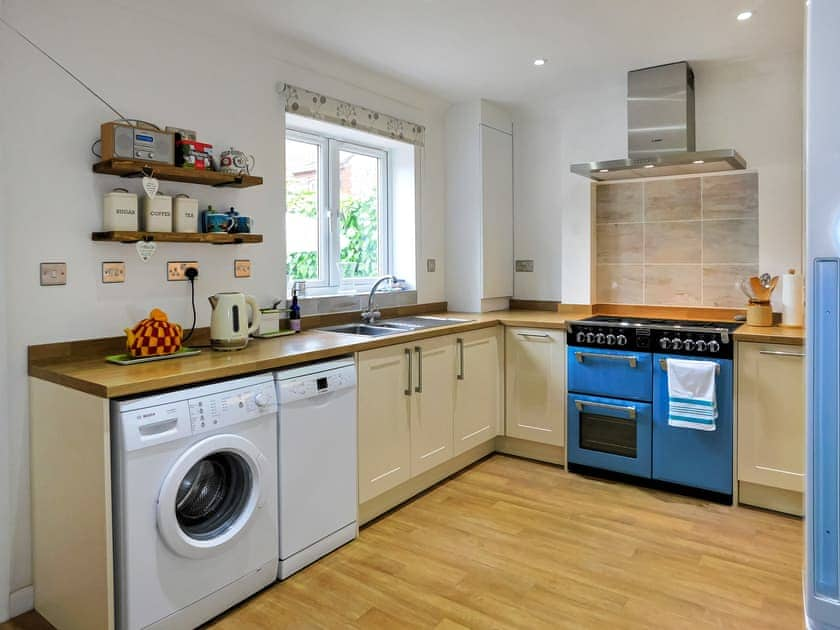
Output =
[
  {"x1": 286, "y1": 139, "x2": 320, "y2": 281},
  {"x1": 339, "y1": 150, "x2": 380, "y2": 278}
]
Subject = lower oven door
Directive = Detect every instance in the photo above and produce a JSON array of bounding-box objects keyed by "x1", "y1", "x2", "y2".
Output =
[
  {"x1": 567, "y1": 393, "x2": 652, "y2": 478},
  {"x1": 652, "y1": 354, "x2": 733, "y2": 495}
]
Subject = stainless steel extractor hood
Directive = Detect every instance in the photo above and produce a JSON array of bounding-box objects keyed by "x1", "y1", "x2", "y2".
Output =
[{"x1": 571, "y1": 61, "x2": 746, "y2": 181}]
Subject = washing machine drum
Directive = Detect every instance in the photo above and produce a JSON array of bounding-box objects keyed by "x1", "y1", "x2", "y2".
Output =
[{"x1": 157, "y1": 434, "x2": 265, "y2": 558}]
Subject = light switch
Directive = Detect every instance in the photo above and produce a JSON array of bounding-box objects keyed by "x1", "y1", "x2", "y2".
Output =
[
  {"x1": 427, "y1": 258, "x2": 436, "y2": 272},
  {"x1": 234, "y1": 259, "x2": 252, "y2": 278},
  {"x1": 515, "y1": 259, "x2": 535, "y2": 272},
  {"x1": 40, "y1": 262, "x2": 67, "y2": 286},
  {"x1": 102, "y1": 261, "x2": 126, "y2": 283}
]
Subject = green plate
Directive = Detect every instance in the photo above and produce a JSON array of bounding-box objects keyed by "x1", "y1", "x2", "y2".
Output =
[{"x1": 106, "y1": 347, "x2": 202, "y2": 365}]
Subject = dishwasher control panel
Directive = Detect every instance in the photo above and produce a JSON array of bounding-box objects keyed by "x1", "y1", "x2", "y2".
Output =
[{"x1": 277, "y1": 364, "x2": 357, "y2": 404}]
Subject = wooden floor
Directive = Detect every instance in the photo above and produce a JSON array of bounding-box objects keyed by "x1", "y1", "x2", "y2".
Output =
[
  {"x1": 210, "y1": 455, "x2": 804, "y2": 629},
  {"x1": 3, "y1": 455, "x2": 804, "y2": 630}
]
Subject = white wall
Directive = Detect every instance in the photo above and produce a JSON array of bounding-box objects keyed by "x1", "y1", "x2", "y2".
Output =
[
  {"x1": 512, "y1": 50, "x2": 804, "y2": 305},
  {"x1": 0, "y1": 0, "x2": 448, "y2": 617}
]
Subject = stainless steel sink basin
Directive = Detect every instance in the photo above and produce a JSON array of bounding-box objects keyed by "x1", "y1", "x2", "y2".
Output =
[
  {"x1": 319, "y1": 323, "x2": 403, "y2": 337},
  {"x1": 318, "y1": 316, "x2": 475, "y2": 337}
]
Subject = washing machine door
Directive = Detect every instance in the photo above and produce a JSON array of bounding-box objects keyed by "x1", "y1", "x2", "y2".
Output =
[{"x1": 157, "y1": 433, "x2": 266, "y2": 559}]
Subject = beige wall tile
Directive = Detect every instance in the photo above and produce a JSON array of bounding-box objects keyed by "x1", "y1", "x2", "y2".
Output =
[
  {"x1": 644, "y1": 178, "x2": 701, "y2": 221},
  {"x1": 702, "y1": 264, "x2": 758, "y2": 307},
  {"x1": 595, "y1": 183, "x2": 642, "y2": 224},
  {"x1": 703, "y1": 219, "x2": 759, "y2": 264},
  {"x1": 596, "y1": 265, "x2": 643, "y2": 304},
  {"x1": 702, "y1": 173, "x2": 758, "y2": 219},
  {"x1": 644, "y1": 265, "x2": 702, "y2": 306},
  {"x1": 644, "y1": 221, "x2": 701, "y2": 264},
  {"x1": 596, "y1": 223, "x2": 643, "y2": 263}
]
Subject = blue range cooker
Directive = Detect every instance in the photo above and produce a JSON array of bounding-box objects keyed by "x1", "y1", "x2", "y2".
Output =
[{"x1": 566, "y1": 316, "x2": 741, "y2": 502}]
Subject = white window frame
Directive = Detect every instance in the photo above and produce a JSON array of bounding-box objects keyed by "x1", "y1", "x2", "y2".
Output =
[{"x1": 286, "y1": 128, "x2": 392, "y2": 291}]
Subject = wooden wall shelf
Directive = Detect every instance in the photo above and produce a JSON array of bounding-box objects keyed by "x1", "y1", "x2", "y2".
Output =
[
  {"x1": 93, "y1": 159, "x2": 263, "y2": 188},
  {"x1": 92, "y1": 231, "x2": 263, "y2": 244}
]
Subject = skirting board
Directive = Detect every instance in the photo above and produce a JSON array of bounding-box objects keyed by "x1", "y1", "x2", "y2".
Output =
[
  {"x1": 9, "y1": 585, "x2": 34, "y2": 618},
  {"x1": 359, "y1": 440, "x2": 496, "y2": 525},
  {"x1": 495, "y1": 436, "x2": 566, "y2": 466},
  {"x1": 738, "y1": 481, "x2": 803, "y2": 517}
]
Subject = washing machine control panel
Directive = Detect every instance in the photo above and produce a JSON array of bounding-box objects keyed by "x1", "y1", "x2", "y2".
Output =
[{"x1": 187, "y1": 383, "x2": 277, "y2": 434}]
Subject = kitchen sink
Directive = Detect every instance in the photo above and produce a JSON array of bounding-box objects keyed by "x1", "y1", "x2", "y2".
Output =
[
  {"x1": 319, "y1": 323, "x2": 403, "y2": 337},
  {"x1": 318, "y1": 316, "x2": 474, "y2": 337}
]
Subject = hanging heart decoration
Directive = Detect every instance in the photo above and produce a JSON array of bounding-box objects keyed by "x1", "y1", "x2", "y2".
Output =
[
  {"x1": 142, "y1": 176, "x2": 159, "y2": 198},
  {"x1": 136, "y1": 240, "x2": 157, "y2": 262}
]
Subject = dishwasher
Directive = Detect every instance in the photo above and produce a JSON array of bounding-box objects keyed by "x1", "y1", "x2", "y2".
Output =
[{"x1": 275, "y1": 357, "x2": 358, "y2": 579}]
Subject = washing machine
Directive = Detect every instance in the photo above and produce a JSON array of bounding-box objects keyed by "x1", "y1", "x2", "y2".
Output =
[{"x1": 112, "y1": 373, "x2": 279, "y2": 630}]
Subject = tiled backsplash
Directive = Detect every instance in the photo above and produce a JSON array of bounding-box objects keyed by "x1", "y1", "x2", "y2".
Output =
[{"x1": 595, "y1": 172, "x2": 758, "y2": 307}]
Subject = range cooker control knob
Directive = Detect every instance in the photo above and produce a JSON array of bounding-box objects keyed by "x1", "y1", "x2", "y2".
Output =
[
  {"x1": 606, "y1": 333, "x2": 617, "y2": 345},
  {"x1": 708, "y1": 340, "x2": 721, "y2": 353},
  {"x1": 595, "y1": 333, "x2": 606, "y2": 344},
  {"x1": 585, "y1": 332, "x2": 596, "y2": 343},
  {"x1": 576, "y1": 331, "x2": 586, "y2": 343},
  {"x1": 659, "y1": 337, "x2": 671, "y2": 350},
  {"x1": 683, "y1": 339, "x2": 696, "y2": 351},
  {"x1": 671, "y1": 338, "x2": 683, "y2": 351},
  {"x1": 695, "y1": 340, "x2": 708, "y2": 352},
  {"x1": 616, "y1": 334, "x2": 628, "y2": 346}
]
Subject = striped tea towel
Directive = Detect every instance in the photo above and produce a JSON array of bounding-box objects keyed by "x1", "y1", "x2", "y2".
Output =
[{"x1": 666, "y1": 358, "x2": 718, "y2": 431}]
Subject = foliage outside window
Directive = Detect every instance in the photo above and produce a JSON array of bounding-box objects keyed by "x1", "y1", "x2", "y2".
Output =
[{"x1": 286, "y1": 130, "x2": 388, "y2": 288}]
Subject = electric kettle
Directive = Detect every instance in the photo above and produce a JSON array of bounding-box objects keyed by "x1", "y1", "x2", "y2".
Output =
[{"x1": 208, "y1": 292, "x2": 261, "y2": 351}]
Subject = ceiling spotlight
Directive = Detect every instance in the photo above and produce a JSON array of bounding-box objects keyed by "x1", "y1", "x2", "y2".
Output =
[
  {"x1": 643, "y1": 164, "x2": 655, "y2": 169},
  {"x1": 693, "y1": 160, "x2": 705, "y2": 164},
  {"x1": 737, "y1": 11, "x2": 753, "y2": 21},
  {"x1": 533, "y1": 58, "x2": 547, "y2": 66}
]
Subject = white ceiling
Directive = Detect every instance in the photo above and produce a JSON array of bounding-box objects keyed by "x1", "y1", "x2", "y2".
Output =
[{"x1": 212, "y1": 0, "x2": 804, "y2": 104}]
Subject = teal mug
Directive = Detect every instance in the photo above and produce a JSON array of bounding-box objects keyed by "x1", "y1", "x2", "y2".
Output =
[{"x1": 203, "y1": 211, "x2": 233, "y2": 233}]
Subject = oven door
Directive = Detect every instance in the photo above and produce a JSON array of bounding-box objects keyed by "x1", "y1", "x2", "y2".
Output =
[
  {"x1": 652, "y1": 354, "x2": 733, "y2": 495},
  {"x1": 567, "y1": 393, "x2": 652, "y2": 478}
]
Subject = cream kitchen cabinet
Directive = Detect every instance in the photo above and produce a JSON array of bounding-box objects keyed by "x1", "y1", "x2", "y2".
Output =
[
  {"x1": 453, "y1": 327, "x2": 504, "y2": 455},
  {"x1": 410, "y1": 336, "x2": 456, "y2": 476},
  {"x1": 445, "y1": 100, "x2": 514, "y2": 312},
  {"x1": 505, "y1": 328, "x2": 566, "y2": 447},
  {"x1": 737, "y1": 341, "x2": 805, "y2": 515},
  {"x1": 357, "y1": 344, "x2": 413, "y2": 503}
]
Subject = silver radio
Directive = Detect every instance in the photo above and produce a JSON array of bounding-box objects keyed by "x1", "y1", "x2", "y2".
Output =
[{"x1": 100, "y1": 122, "x2": 175, "y2": 164}]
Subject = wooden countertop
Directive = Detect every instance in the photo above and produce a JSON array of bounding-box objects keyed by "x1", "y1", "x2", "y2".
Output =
[
  {"x1": 28, "y1": 305, "x2": 804, "y2": 399},
  {"x1": 28, "y1": 311, "x2": 567, "y2": 399},
  {"x1": 733, "y1": 324, "x2": 805, "y2": 346}
]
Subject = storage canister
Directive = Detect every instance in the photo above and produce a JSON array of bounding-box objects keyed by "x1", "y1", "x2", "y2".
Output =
[
  {"x1": 173, "y1": 195, "x2": 199, "y2": 233},
  {"x1": 103, "y1": 189, "x2": 138, "y2": 231},
  {"x1": 141, "y1": 194, "x2": 173, "y2": 232}
]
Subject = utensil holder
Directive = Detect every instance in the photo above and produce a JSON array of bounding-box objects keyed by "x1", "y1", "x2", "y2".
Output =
[{"x1": 746, "y1": 302, "x2": 773, "y2": 327}]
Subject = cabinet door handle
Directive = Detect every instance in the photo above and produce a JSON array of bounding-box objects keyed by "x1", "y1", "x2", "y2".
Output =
[
  {"x1": 576, "y1": 351, "x2": 638, "y2": 368},
  {"x1": 456, "y1": 338, "x2": 465, "y2": 380},
  {"x1": 759, "y1": 350, "x2": 805, "y2": 357},
  {"x1": 404, "y1": 348, "x2": 413, "y2": 396},
  {"x1": 517, "y1": 332, "x2": 550, "y2": 339},
  {"x1": 415, "y1": 346, "x2": 423, "y2": 393},
  {"x1": 574, "y1": 399, "x2": 637, "y2": 421}
]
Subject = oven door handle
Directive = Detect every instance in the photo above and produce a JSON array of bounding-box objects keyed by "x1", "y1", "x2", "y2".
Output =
[
  {"x1": 574, "y1": 351, "x2": 638, "y2": 368},
  {"x1": 658, "y1": 358, "x2": 720, "y2": 374},
  {"x1": 573, "y1": 399, "x2": 637, "y2": 421}
]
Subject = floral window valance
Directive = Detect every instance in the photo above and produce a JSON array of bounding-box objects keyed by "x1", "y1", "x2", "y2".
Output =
[{"x1": 281, "y1": 83, "x2": 425, "y2": 147}]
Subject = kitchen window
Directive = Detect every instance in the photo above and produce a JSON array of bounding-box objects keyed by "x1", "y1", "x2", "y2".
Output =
[{"x1": 285, "y1": 128, "x2": 390, "y2": 290}]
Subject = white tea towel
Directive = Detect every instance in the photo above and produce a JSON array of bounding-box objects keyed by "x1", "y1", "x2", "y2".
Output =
[{"x1": 666, "y1": 358, "x2": 718, "y2": 431}]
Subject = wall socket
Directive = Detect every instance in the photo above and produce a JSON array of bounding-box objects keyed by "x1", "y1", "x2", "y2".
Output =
[
  {"x1": 426, "y1": 258, "x2": 436, "y2": 272},
  {"x1": 234, "y1": 259, "x2": 252, "y2": 278},
  {"x1": 40, "y1": 262, "x2": 67, "y2": 286},
  {"x1": 515, "y1": 259, "x2": 535, "y2": 272},
  {"x1": 167, "y1": 261, "x2": 199, "y2": 281},
  {"x1": 102, "y1": 261, "x2": 126, "y2": 283}
]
